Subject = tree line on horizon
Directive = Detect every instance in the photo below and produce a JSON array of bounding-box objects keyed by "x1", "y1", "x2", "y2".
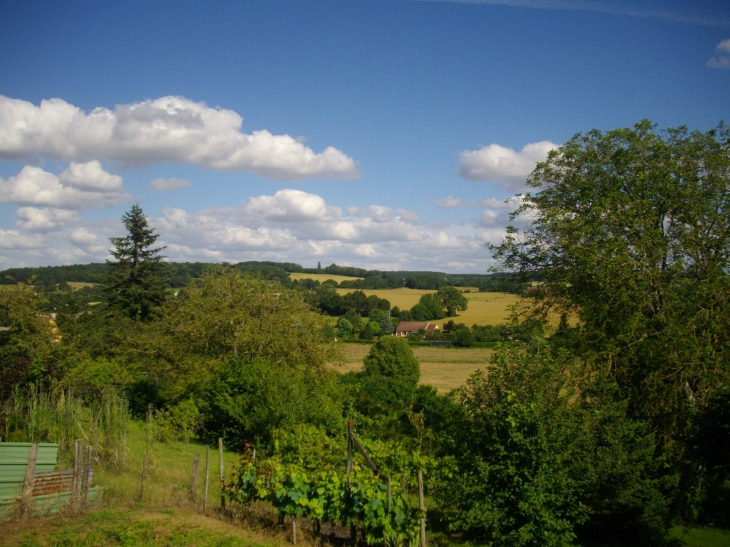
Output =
[{"x1": 0, "y1": 259, "x2": 528, "y2": 294}]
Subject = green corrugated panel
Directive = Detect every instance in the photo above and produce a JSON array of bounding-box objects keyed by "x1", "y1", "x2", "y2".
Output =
[
  {"x1": 0, "y1": 443, "x2": 59, "y2": 467},
  {"x1": 0, "y1": 443, "x2": 59, "y2": 502},
  {"x1": 0, "y1": 486, "x2": 103, "y2": 521}
]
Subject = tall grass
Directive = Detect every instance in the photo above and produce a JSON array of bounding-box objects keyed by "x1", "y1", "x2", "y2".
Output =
[{"x1": 0, "y1": 386, "x2": 129, "y2": 469}]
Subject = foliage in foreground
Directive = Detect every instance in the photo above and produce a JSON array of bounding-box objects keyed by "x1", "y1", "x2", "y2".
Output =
[
  {"x1": 225, "y1": 426, "x2": 441, "y2": 547},
  {"x1": 439, "y1": 343, "x2": 669, "y2": 547}
]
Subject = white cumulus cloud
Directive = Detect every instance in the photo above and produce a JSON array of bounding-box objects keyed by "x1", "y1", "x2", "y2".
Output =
[
  {"x1": 15, "y1": 207, "x2": 78, "y2": 232},
  {"x1": 0, "y1": 95, "x2": 359, "y2": 180},
  {"x1": 0, "y1": 164, "x2": 133, "y2": 209},
  {"x1": 435, "y1": 196, "x2": 464, "y2": 208},
  {"x1": 707, "y1": 38, "x2": 730, "y2": 69},
  {"x1": 149, "y1": 177, "x2": 192, "y2": 191},
  {"x1": 347, "y1": 205, "x2": 420, "y2": 223},
  {"x1": 0, "y1": 228, "x2": 44, "y2": 249},
  {"x1": 244, "y1": 189, "x2": 340, "y2": 222},
  {"x1": 59, "y1": 160, "x2": 123, "y2": 191},
  {"x1": 458, "y1": 140, "x2": 559, "y2": 191},
  {"x1": 70, "y1": 227, "x2": 99, "y2": 246}
]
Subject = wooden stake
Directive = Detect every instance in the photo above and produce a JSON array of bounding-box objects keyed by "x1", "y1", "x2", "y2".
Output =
[
  {"x1": 418, "y1": 469, "x2": 426, "y2": 547},
  {"x1": 203, "y1": 445, "x2": 210, "y2": 512},
  {"x1": 71, "y1": 439, "x2": 82, "y2": 509},
  {"x1": 140, "y1": 454, "x2": 147, "y2": 501},
  {"x1": 121, "y1": 414, "x2": 127, "y2": 468},
  {"x1": 347, "y1": 421, "x2": 354, "y2": 547},
  {"x1": 20, "y1": 442, "x2": 38, "y2": 520},
  {"x1": 292, "y1": 518, "x2": 297, "y2": 545},
  {"x1": 190, "y1": 452, "x2": 200, "y2": 501},
  {"x1": 81, "y1": 446, "x2": 91, "y2": 509},
  {"x1": 346, "y1": 424, "x2": 353, "y2": 476},
  {"x1": 146, "y1": 404, "x2": 153, "y2": 457},
  {"x1": 218, "y1": 438, "x2": 225, "y2": 509}
]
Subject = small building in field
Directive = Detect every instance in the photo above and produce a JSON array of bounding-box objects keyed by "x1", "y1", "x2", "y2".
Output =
[{"x1": 395, "y1": 321, "x2": 439, "y2": 338}]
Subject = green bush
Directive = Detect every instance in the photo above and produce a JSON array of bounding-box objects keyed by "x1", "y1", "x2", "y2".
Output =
[
  {"x1": 203, "y1": 357, "x2": 344, "y2": 449},
  {"x1": 441, "y1": 344, "x2": 668, "y2": 547},
  {"x1": 361, "y1": 336, "x2": 420, "y2": 406}
]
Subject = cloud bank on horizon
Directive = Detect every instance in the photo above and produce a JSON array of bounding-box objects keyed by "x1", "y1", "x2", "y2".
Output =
[
  {"x1": 0, "y1": 95, "x2": 359, "y2": 181},
  {"x1": 0, "y1": 184, "x2": 519, "y2": 271},
  {"x1": 0, "y1": 92, "x2": 545, "y2": 271}
]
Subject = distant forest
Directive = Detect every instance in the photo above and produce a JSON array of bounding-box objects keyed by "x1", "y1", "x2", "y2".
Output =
[{"x1": 0, "y1": 261, "x2": 528, "y2": 293}]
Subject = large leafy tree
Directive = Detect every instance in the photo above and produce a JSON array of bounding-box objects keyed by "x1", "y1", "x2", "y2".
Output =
[
  {"x1": 134, "y1": 268, "x2": 340, "y2": 399},
  {"x1": 490, "y1": 120, "x2": 730, "y2": 451},
  {"x1": 0, "y1": 282, "x2": 63, "y2": 396},
  {"x1": 437, "y1": 286, "x2": 468, "y2": 317},
  {"x1": 104, "y1": 204, "x2": 167, "y2": 321}
]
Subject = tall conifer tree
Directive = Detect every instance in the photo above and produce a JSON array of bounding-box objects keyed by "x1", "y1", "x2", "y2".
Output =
[{"x1": 104, "y1": 204, "x2": 166, "y2": 321}]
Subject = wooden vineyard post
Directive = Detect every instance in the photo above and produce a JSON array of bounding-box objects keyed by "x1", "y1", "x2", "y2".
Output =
[
  {"x1": 82, "y1": 446, "x2": 91, "y2": 509},
  {"x1": 218, "y1": 438, "x2": 225, "y2": 509},
  {"x1": 140, "y1": 454, "x2": 147, "y2": 501},
  {"x1": 203, "y1": 445, "x2": 210, "y2": 512},
  {"x1": 347, "y1": 420, "x2": 353, "y2": 476},
  {"x1": 347, "y1": 420, "x2": 355, "y2": 547},
  {"x1": 121, "y1": 413, "x2": 128, "y2": 468},
  {"x1": 146, "y1": 404, "x2": 153, "y2": 457},
  {"x1": 20, "y1": 442, "x2": 38, "y2": 520},
  {"x1": 190, "y1": 452, "x2": 200, "y2": 502},
  {"x1": 387, "y1": 475, "x2": 392, "y2": 513},
  {"x1": 292, "y1": 518, "x2": 297, "y2": 545},
  {"x1": 71, "y1": 439, "x2": 82, "y2": 509},
  {"x1": 418, "y1": 469, "x2": 426, "y2": 547}
]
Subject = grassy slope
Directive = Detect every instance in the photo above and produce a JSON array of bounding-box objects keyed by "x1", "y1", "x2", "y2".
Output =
[{"x1": 0, "y1": 422, "x2": 295, "y2": 547}]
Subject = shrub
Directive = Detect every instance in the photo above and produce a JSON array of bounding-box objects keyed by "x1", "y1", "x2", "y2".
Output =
[
  {"x1": 204, "y1": 357, "x2": 344, "y2": 449},
  {"x1": 359, "y1": 336, "x2": 420, "y2": 407},
  {"x1": 441, "y1": 344, "x2": 668, "y2": 547}
]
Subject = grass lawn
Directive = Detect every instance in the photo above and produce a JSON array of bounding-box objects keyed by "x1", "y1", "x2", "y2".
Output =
[
  {"x1": 332, "y1": 343, "x2": 494, "y2": 393},
  {"x1": 289, "y1": 272, "x2": 363, "y2": 283},
  {"x1": 0, "y1": 508, "x2": 280, "y2": 547}
]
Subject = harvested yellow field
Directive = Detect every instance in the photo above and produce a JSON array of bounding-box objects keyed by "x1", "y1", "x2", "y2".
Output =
[
  {"x1": 332, "y1": 343, "x2": 493, "y2": 393},
  {"x1": 433, "y1": 291, "x2": 523, "y2": 327},
  {"x1": 290, "y1": 272, "x2": 364, "y2": 283},
  {"x1": 336, "y1": 287, "x2": 437, "y2": 310},
  {"x1": 335, "y1": 287, "x2": 524, "y2": 326}
]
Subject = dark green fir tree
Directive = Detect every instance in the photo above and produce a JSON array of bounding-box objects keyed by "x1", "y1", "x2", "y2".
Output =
[{"x1": 104, "y1": 204, "x2": 167, "y2": 321}]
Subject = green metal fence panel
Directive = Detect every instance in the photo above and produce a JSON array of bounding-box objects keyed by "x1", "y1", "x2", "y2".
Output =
[{"x1": 0, "y1": 442, "x2": 59, "y2": 501}]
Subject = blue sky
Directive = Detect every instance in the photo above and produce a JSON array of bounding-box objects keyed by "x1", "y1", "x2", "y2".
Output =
[{"x1": 1, "y1": 0, "x2": 728, "y2": 272}]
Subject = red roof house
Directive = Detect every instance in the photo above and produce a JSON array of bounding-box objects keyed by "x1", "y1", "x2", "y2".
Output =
[{"x1": 395, "y1": 321, "x2": 439, "y2": 337}]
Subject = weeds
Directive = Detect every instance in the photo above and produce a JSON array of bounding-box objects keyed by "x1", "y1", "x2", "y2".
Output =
[{"x1": 0, "y1": 386, "x2": 129, "y2": 469}]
